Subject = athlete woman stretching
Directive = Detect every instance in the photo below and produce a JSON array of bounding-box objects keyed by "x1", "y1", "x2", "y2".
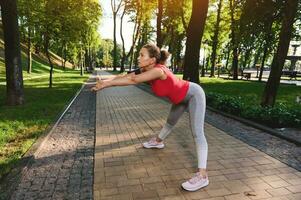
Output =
[{"x1": 92, "y1": 44, "x2": 209, "y2": 191}]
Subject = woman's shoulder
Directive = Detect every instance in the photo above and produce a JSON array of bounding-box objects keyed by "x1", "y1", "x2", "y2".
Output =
[
  {"x1": 155, "y1": 64, "x2": 166, "y2": 68},
  {"x1": 155, "y1": 64, "x2": 175, "y2": 74},
  {"x1": 154, "y1": 64, "x2": 171, "y2": 72}
]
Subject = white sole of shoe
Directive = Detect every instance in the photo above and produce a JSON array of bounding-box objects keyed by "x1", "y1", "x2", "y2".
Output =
[
  {"x1": 142, "y1": 143, "x2": 164, "y2": 149},
  {"x1": 181, "y1": 180, "x2": 209, "y2": 192}
]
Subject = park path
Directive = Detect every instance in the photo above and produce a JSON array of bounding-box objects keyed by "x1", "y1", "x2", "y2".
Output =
[
  {"x1": 4, "y1": 76, "x2": 96, "y2": 200},
  {"x1": 94, "y1": 71, "x2": 301, "y2": 200}
]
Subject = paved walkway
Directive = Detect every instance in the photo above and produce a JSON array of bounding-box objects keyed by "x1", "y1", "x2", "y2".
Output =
[
  {"x1": 94, "y1": 72, "x2": 301, "y2": 200},
  {"x1": 1, "y1": 77, "x2": 96, "y2": 200}
]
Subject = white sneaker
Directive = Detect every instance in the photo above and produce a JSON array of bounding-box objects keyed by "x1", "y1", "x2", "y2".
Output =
[
  {"x1": 182, "y1": 172, "x2": 209, "y2": 191},
  {"x1": 142, "y1": 137, "x2": 164, "y2": 149}
]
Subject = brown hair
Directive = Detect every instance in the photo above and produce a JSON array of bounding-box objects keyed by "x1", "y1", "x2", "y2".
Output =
[{"x1": 142, "y1": 44, "x2": 170, "y2": 65}]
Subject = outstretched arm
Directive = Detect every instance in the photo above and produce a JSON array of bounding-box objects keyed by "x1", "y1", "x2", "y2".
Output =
[
  {"x1": 96, "y1": 72, "x2": 131, "y2": 81},
  {"x1": 91, "y1": 68, "x2": 164, "y2": 91}
]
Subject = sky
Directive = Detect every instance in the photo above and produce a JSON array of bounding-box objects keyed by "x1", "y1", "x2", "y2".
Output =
[{"x1": 98, "y1": 0, "x2": 134, "y2": 51}]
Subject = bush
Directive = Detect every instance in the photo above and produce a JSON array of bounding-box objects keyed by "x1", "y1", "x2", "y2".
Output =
[
  {"x1": 243, "y1": 104, "x2": 299, "y2": 128},
  {"x1": 206, "y1": 92, "x2": 244, "y2": 115},
  {"x1": 206, "y1": 92, "x2": 301, "y2": 128}
]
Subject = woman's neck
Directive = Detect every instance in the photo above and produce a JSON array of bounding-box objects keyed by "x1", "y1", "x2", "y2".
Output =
[{"x1": 143, "y1": 63, "x2": 156, "y2": 71}]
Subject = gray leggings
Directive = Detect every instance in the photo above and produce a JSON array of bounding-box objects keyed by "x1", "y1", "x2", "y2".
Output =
[{"x1": 158, "y1": 82, "x2": 208, "y2": 169}]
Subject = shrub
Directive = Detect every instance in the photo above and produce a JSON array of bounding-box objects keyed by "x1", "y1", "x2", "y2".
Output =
[
  {"x1": 206, "y1": 92, "x2": 244, "y2": 115},
  {"x1": 206, "y1": 92, "x2": 301, "y2": 128}
]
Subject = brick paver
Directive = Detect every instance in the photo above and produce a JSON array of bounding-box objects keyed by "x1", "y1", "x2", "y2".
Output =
[
  {"x1": 4, "y1": 78, "x2": 96, "y2": 200},
  {"x1": 94, "y1": 72, "x2": 301, "y2": 200}
]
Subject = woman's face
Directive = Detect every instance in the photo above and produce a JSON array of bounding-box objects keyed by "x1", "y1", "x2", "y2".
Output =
[{"x1": 138, "y1": 48, "x2": 155, "y2": 68}]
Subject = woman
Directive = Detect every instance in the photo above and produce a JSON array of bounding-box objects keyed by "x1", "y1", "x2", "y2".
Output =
[{"x1": 92, "y1": 44, "x2": 209, "y2": 192}]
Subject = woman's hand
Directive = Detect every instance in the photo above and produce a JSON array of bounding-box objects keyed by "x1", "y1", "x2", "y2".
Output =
[
  {"x1": 91, "y1": 80, "x2": 107, "y2": 92},
  {"x1": 95, "y1": 75, "x2": 102, "y2": 82}
]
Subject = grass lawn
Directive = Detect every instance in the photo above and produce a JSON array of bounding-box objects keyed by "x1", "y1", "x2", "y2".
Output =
[{"x1": 0, "y1": 58, "x2": 89, "y2": 178}]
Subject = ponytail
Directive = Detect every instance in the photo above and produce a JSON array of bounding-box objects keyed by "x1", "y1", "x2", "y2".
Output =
[{"x1": 158, "y1": 50, "x2": 170, "y2": 65}]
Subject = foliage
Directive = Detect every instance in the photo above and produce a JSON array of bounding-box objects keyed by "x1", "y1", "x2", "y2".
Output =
[
  {"x1": 201, "y1": 77, "x2": 301, "y2": 128},
  {"x1": 17, "y1": 0, "x2": 102, "y2": 70},
  {"x1": 206, "y1": 92, "x2": 301, "y2": 128},
  {"x1": 206, "y1": 92, "x2": 244, "y2": 115},
  {"x1": 243, "y1": 103, "x2": 301, "y2": 128},
  {"x1": 97, "y1": 39, "x2": 123, "y2": 67}
]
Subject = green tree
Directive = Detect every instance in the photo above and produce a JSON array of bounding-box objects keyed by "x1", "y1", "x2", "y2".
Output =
[
  {"x1": 229, "y1": 0, "x2": 244, "y2": 80},
  {"x1": 261, "y1": 0, "x2": 299, "y2": 106},
  {"x1": 18, "y1": 0, "x2": 39, "y2": 74},
  {"x1": 163, "y1": 0, "x2": 191, "y2": 71},
  {"x1": 100, "y1": 39, "x2": 114, "y2": 68}
]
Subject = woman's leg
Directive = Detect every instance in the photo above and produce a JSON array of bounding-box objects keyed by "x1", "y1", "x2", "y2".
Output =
[
  {"x1": 187, "y1": 85, "x2": 208, "y2": 175},
  {"x1": 143, "y1": 102, "x2": 188, "y2": 149},
  {"x1": 181, "y1": 83, "x2": 209, "y2": 191},
  {"x1": 157, "y1": 102, "x2": 188, "y2": 140}
]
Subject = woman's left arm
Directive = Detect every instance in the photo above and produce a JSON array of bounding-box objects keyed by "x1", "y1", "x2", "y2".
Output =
[{"x1": 92, "y1": 68, "x2": 164, "y2": 91}]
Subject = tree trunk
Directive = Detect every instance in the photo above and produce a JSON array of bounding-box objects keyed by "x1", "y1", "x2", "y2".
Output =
[
  {"x1": 229, "y1": 0, "x2": 239, "y2": 80},
  {"x1": 259, "y1": 44, "x2": 268, "y2": 82},
  {"x1": 61, "y1": 43, "x2": 65, "y2": 69},
  {"x1": 259, "y1": 18, "x2": 274, "y2": 81},
  {"x1": 63, "y1": 44, "x2": 67, "y2": 69},
  {"x1": 85, "y1": 47, "x2": 89, "y2": 71},
  {"x1": 261, "y1": 0, "x2": 298, "y2": 106},
  {"x1": 175, "y1": 34, "x2": 183, "y2": 72},
  {"x1": 253, "y1": 45, "x2": 262, "y2": 69},
  {"x1": 126, "y1": 5, "x2": 141, "y2": 71},
  {"x1": 167, "y1": 28, "x2": 173, "y2": 70},
  {"x1": 113, "y1": 10, "x2": 117, "y2": 71},
  {"x1": 205, "y1": 51, "x2": 210, "y2": 72},
  {"x1": 183, "y1": 0, "x2": 209, "y2": 83},
  {"x1": 225, "y1": 43, "x2": 231, "y2": 69},
  {"x1": 46, "y1": 50, "x2": 53, "y2": 88},
  {"x1": 80, "y1": 46, "x2": 84, "y2": 76},
  {"x1": 120, "y1": 5, "x2": 126, "y2": 72},
  {"x1": 27, "y1": 26, "x2": 32, "y2": 74},
  {"x1": 1, "y1": 0, "x2": 25, "y2": 105},
  {"x1": 201, "y1": 49, "x2": 206, "y2": 77},
  {"x1": 157, "y1": 0, "x2": 163, "y2": 48},
  {"x1": 210, "y1": 0, "x2": 223, "y2": 77},
  {"x1": 242, "y1": 47, "x2": 252, "y2": 70},
  {"x1": 111, "y1": 0, "x2": 122, "y2": 71},
  {"x1": 44, "y1": 35, "x2": 53, "y2": 88}
]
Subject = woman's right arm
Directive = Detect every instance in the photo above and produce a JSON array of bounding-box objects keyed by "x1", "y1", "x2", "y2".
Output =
[
  {"x1": 97, "y1": 72, "x2": 135, "y2": 82},
  {"x1": 91, "y1": 68, "x2": 163, "y2": 91}
]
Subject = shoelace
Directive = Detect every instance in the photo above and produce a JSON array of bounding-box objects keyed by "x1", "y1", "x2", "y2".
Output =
[
  {"x1": 149, "y1": 138, "x2": 159, "y2": 145},
  {"x1": 188, "y1": 173, "x2": 205, "y2": 184}
]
